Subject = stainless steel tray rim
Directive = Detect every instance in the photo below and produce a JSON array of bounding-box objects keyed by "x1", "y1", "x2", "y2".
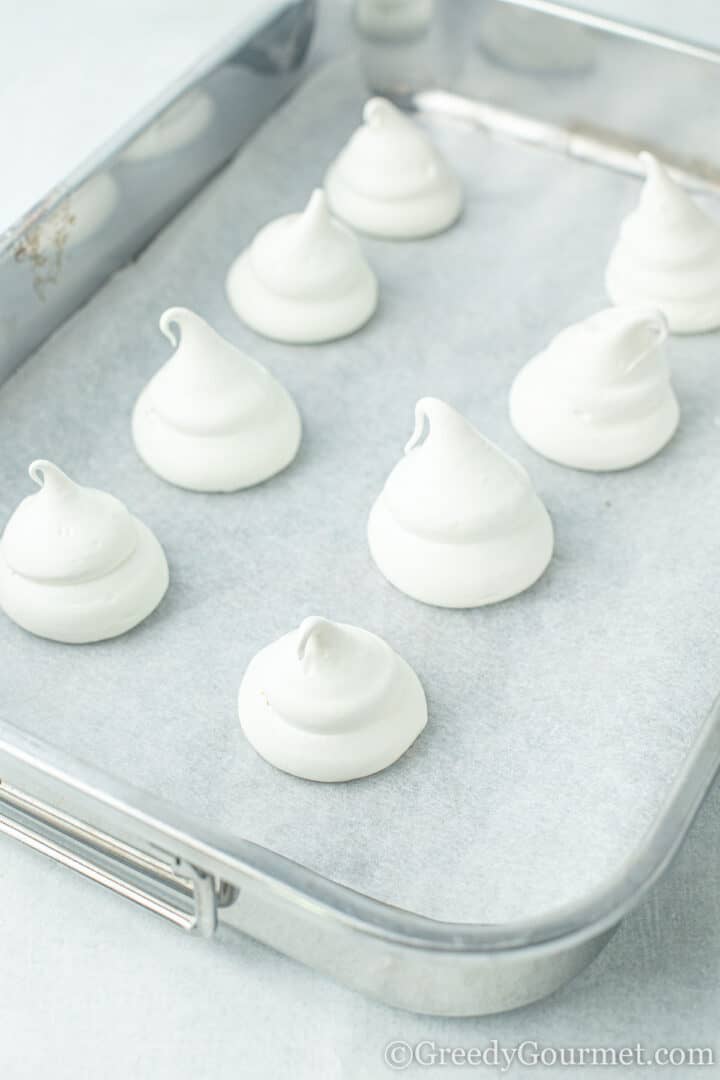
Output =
[{"x1": 3, "y1": 685, "x2": 718, "y2": 956}]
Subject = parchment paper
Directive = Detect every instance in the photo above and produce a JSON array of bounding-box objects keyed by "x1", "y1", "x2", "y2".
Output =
[{"x1": 2, "y1": 56, "x2": 719, "y2": 924}]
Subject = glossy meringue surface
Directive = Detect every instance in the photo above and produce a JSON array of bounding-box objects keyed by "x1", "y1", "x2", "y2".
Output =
[
  {"x1": 510, "y1": 307, "x2": 679, "y2": 471},
  {"x1": 238, "y1": 616, "x2": 427, "y2": 781},
  {"x1": 325, "y1": 97, "x2": 462, "y2": 239},
  {"x1": 606, "y1": 153, "x2": 720, "y2": 333},
  {"x1": 226, "y1": 188, "x2": 378, "y2": 343},
  {"x1": 0, "y1": 462, "x2": 168, "y2": 643},
  {"x1": 132, "y1": 308, "x2": 301, "y2": 492},
  {"x1": 368, "y1": 398, "x2": 553, "y2": 607}
]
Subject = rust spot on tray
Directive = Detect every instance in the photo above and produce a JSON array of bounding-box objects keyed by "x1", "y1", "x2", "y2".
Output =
[{"x1": 13, "y1": 201, "x2": 76, "y2": 300}]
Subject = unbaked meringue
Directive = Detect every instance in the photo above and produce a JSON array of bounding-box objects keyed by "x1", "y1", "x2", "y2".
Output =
[
  {"x1": 238, "y1": 616, "x2": 427, "y2": 781},
  {"x1": 510, "y1": 307, "x2": 679, "y2": 471},
  {"x1": 0, "y1": 461, "x2": 168, "y2": 643},
  {"x1": 606, "y1": 152, "x2": 720, "y2": 333},
  {"x1": 226, "y1": 188, "x2": 378, "y2": 343},
  {"x1": 325, "y1": 97, "x2": 462, "y2": 239},
  {"x1": 368, "y1": 398, "x2": 553, "y2": 607},
  {"x1": 132, "y1": 308, "x2": 301, "y2": 492}
]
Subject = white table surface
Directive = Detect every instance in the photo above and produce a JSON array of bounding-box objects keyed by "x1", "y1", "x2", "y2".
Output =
[
  {"x1": 0, "y1": 0, "x2": 281, "y2": 234},
  {"x1": 2, "y1": 2, "x2": 720, "y2": 1076},
  {"x1": 2, "y1": 780, "x2": 718, "y2": 1078}
]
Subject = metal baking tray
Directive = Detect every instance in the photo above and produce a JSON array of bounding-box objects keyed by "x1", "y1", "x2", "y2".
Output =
[{"x1": 2, "y1": 0, "x2": 720, "y2": 1017}]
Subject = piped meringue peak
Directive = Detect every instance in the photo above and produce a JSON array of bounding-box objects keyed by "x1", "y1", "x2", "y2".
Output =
[
  {"x1": 325, "y1": 97, "x2": 463, "y2": 239},
  {"x1": 132, "y1": 307, "x2": 301, "y2": 492},
  {"x1": 606, "y1": 152, "x2": 720, "y2": 333},
  {"x1": 226, "y1": 188, "x2": 378, "y2": 343},
  {"x1": 238, "y1": 616, "x2": 427, "y2": 782},
  {"x1": 510, "y1": 307, "x2": 679, "y2": 472},
  {"x1": 0, "y1": 461, "x2": 168, "y2": 643},
  {"x1": 368, "y1": 397, "x2": 554, "y2": 607}
]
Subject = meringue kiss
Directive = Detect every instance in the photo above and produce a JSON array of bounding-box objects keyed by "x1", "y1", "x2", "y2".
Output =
[
  {"x1": 239, "y1": 616, "x2": 427, "y2": 781},
  {"x1": 606, "y1": 153, "x2": 720, "y2": 333},
  {"x1": 226, "y1": 188, "x2": 378, "y2": 343},
  {"x1": 510, "y1": 307, "x2": 679, "y2": 471},
  {"x1": 325, "y1": 97, "x2": 462, "y2": 240},
  {"x1": 368, "y1": 398, "x2": 553, "y2": 608},
  {"x1": 132, "y1": 308, "x2": 301, "y2": 492},
  {"x1": 0, "y1": 461, "x2": 168, "y2": 643}
]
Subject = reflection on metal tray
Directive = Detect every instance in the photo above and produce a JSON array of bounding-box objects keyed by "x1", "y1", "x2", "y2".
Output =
[
  {"x1": 1, "y1": 0, "x2": 720, "y2": 1018},
  {"x1": 0, "y1": 0, "x2": 315, "y2": 384},
  {"x1": 359, "y1": 0, "x2": 720, "y2": 190}
]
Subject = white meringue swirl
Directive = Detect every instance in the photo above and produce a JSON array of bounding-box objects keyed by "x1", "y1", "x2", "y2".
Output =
[
  {"x1": 132, "y1": 308, "x2": 301, "y2": 491},
  {"x1": 0, "y1": 461, "x2": 168, "y2": 643},
  {"x1": 325, "y1": 97, "x2": 462, "y2": 239},
  {"x1": 226, "y1": 188, "x2": 378, "y2": 343},
  {"x1": 510, "y1": 307, "x2": 679, "y2": 471},
  {"x1": 606, "y1": 153, "x2": 720, "y2": 333},
  {"x1": 368, "y1": 397, "x2": 553, "y2": 607},
  {"x1": 238, "y1": 616, "x2": 427, "y2": 781}
]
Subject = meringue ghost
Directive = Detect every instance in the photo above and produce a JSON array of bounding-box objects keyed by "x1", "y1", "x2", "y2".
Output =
[
  {"x1": 238, "y1": 616, "x2": 427, "y2": 781},
  {"x1": 132, "y1": 308, "x2": 301, "y2": 492},
  {"x1": 226, "y1": 188, "x2": 378, "y2": 343},
  {"x1": 0, "y1": 461, "x2": 168, "y2": 643},
  {"x1": 606, "y1": 153, "x2": 720, "y2": 333},
  {"x1": 325, "y1": 97, "x2": 462, "y2": 239},
  {"x1": 510, "y1": 307, "x2": 679, "y2": 472},
  {"x1": 368, "y1": 398, "x2": 553, "y2": 607}
]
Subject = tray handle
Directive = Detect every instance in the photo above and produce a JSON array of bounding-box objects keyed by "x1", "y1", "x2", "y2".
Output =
[{"x1": 0, "y1": 782, "x2": 220, "y2": 936}]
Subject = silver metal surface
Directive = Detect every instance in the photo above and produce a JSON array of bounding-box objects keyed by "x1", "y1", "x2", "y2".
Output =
[
  {"x1": 1, "y1": 0, "x2": 720, "y2": 1017},
  {"x1": 357, "y1": 0, "x2": 720, "y2": 187},
  {"x1": 0, "y1": 782, "x2": 223, "y2": 937},
  {"x1": 414, "y1": 89, "x2": 720, "y2": 196},
  {"x1": 1, "y1": 683, "x2": 718, "y2": 1014},
  {"x1": 0, "y1": 0, "x2": 314, "y2": 383}
]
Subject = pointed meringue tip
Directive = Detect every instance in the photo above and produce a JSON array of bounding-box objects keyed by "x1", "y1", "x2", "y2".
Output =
[
  {"x1": 619, "y1": 305, "x2": 668, "y2": 338},
  {"x1": 294, "y1": 189, "x2": 332, "y2": 244},
  {"x1": 416, "y1": 395, "x2": 446, "y2": 414},
  {"x1": 639, "y1": 150, "x2": 661, "y2": 175},
  {"x1": 159, "y1": 306, "x2": 197, "y2": 348},
  {"x1": 650, "y1": 307, "x2": 670, "y2": 340},
  {"x1": 363, "y1": 97, "x2": 397, "y2": 127},
  {"x1": 636, "y1": 152, "x2": 696, "y2": 219},
  {"x1": 28, "y1": 459, "x2": 74, "y2": 494},
  {"x1": 604, "y1": 306, "x2": 668, "y2": 355},
  {"x1": 405, "y1": 397, "x2": 455, "y2": 453},
  {"x1": 581, "y1": 307, "x2": 669, "y2": 373},
  {"x1": 304, "y1": 188, "x2": 329, "y2": 221},
  {"x1": 639, "y1": 152, "x2": 677, "y2": 194},
  {"x1": 296, "y1": 615, "x2": 334, "y2": 661}
]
